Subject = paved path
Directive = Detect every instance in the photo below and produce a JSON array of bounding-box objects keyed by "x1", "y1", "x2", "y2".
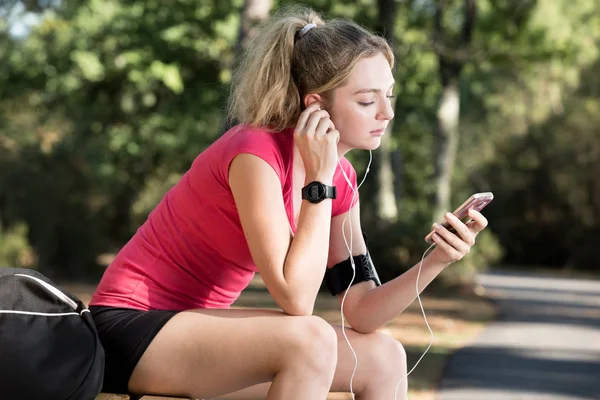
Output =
[{"x1": 436, "y1": 271, "x2": 600, "y2": 400}]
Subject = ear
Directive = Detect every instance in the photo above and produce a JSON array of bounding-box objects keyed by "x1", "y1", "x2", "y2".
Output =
[{"x1": 303, "y1": 93, "x2": 323, "y2": 109}]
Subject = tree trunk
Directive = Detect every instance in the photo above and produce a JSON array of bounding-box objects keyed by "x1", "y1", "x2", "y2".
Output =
[
  {"x1": 432, "y1": 0, "x2": 476, "y2": 222},
  {"x1": 223, "y1": 0, "x2": 272, "y2": 133},
  {"x1": 374, "y1": 0, "x2": 399, "y2": 224},
  {"x1": 433, "y1": 75, "x2": 460, "y2": 222},
  {"x1": 235, "y1": 0, "x2": 273, "y2": 58}
]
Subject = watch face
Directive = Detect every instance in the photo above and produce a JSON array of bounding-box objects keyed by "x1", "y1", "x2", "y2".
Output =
[{"x1": 307, "y1": 182, "x2": 325, "y2": 201}]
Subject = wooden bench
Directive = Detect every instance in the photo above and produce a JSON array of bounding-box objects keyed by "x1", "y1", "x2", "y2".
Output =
[{"x1": 96, "y1": 394, "x2": 192, "y2": 400}]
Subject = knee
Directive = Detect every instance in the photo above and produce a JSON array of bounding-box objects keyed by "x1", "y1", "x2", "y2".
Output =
[
  {"x1": 281, "y1": 316, "x2": 338, "y2": 374},
  {"x1": 366, "y1": 332, "x2": 407, "y2": 381}
]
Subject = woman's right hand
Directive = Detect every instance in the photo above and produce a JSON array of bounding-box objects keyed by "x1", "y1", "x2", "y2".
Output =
[{"x1": 294, "y1": 102, "x2": 340, "y2": 184}]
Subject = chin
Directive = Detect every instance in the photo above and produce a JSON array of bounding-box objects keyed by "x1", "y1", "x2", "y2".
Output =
[
  {"x1": 363, "y1": 137, "x2": 383, "y2": 151},
  {"x1": 340, "y1": 137, "x2": 382, "y2": 154}
]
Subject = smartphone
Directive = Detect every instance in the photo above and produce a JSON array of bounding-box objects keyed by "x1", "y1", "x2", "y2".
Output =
[{"x1": 425, "y1": 192, "x2": 494, "y2": 244}]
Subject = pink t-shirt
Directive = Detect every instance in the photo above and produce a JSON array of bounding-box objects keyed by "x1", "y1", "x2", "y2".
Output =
[{"x1": 90, "y1": 125, "x2": 358, "y2": 311}]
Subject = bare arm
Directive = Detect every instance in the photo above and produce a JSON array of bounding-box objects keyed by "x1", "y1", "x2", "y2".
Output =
[
  {"x1": 328, "y1": 203, "x2": 448, "y2": 333},
  {"x1": 230, "y1": 102, "x2": 340, "y2": 315},
  {"x1": 229, "y1": 154, "x2": 332, "y2": 316},
  {"x1": 329, "y1": 202, "x2": 488, "y2": 333}
]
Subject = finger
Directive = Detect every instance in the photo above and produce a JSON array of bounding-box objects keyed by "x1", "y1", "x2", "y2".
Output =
[
  {"x1": 444, "y1": 212, "x2": 475, "y2": 246},
  {"x1": 467, "y1": 209, "x2": 488, "y2": 232},
  {"x1": 433, "y1": 223, "x2": 471, "y2": 254},
  {"x1": 431, "y1": 233, "x2": 463, "y2": 262},
  {"x1": 305, "y1": 110, "x2": 330, "y2": 137},
  {"x1": 296, "y1": 103, "x2": 322, "y2": 133},
  {"x1": 315, "y1": 116, "x2": 334, "y2": 138},
  {"x1": 465, "y1": 220, "x2": 478, "y2": 231},
  {"x1": 296, "y1": 102, "x2": 321, "y2": 130},
  {"x1": 326, "y1": 129, "x2": 340, "y2": 144}
]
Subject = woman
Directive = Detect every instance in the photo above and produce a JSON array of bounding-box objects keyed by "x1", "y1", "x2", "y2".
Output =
[{"x1": 89, "y1": 7, "x2": 488, "y2": 400}]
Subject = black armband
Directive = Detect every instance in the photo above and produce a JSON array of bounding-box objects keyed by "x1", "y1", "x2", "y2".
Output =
[{"x1": 324, "y1": 252, "x2": 382, "y2": 296}]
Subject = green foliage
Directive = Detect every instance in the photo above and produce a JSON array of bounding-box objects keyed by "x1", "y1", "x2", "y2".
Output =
[
  {"x1": 0, "y1": 222, "x2": 35, "y2": 269},
  {"x1": 454, "y1": 0, "x2": 600, "y2": 270},
  {"x1": 0, "y1": 0, "x2": 243, "y2": 275},
  {"x1": 0, "y1": 0, "x2": 599, "y2": 279},
  {"x1": 476, "y1": 62, "x2": 600, "y2": 269}
]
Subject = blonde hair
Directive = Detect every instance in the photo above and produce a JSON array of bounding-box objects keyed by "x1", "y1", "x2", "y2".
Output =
[{"x1": 228, "y1": 6, "x2": 394, "y2": 132}]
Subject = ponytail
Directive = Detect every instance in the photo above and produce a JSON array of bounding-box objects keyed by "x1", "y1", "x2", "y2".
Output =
[{"x1": 227, "y1": 6, "x2": 393, "y2": 132}]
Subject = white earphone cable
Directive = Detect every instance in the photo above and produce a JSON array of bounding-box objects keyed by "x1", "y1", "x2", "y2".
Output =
[
  {"x1": 393, "y1": 243, "x2": 436, "y2": 399},
  {"x1": 337, "y1": 150, "x2": 437, "y2": 400},
  {"x1": 338, "y1": 150, "x2": 372, "y2": 399}
]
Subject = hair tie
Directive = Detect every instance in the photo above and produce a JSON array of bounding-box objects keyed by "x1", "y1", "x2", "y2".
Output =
[{"x1": 298, "y1": 23, "x2": 316, "y2": 38}]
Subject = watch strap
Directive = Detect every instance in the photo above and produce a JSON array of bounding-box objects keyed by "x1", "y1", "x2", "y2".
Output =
[
  {"x1": 324, "y1": 184, "x2": 336, "y2": 199},
  {"x1": 301, "y1": 181, "x2": 337, "y2": 202}
]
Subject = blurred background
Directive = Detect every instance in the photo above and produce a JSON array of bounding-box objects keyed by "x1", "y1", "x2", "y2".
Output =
[{"x1": 1, "y1": 0, "x2": 599, "y2": 287}]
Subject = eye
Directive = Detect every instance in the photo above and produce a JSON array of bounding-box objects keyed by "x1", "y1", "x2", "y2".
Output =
[
  {"x1": 387, "y1": 95, "x2": 395, "y2": 100},
  {"x1": 358, "y1": 101, "x2": 375, "y2": 106}
]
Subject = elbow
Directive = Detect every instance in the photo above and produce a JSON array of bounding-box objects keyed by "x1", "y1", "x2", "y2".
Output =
[
  {"x1": 282, "y1": 300, "x2": 315, "y2": 316},
  {"x1": 280, "y1": 293, "x2": 315, "y2": 316},
  {"x1": 345, "y1": 311, "x2": 378, "y2": 334}
]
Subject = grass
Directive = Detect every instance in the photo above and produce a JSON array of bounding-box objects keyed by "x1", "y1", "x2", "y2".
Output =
[{"x1": 65, "y1": 275, "x2": 496, "y2": 400}]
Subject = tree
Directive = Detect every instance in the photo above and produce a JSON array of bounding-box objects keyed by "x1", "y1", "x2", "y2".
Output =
[
  {"x1": 236, "y1": 0, "x2": 273, "y2": 57},
  {"x1": 372, "y1": 0, "x2": 400, "y2": 225},
  {"x1": 0, "y1": 0, "x2": 242, "y2": 277},
  {"x1": 224, "y1": 0, "x2": 272, "y2": 132},
  {"x1": 431, "y1": 0, "x2": 476, "y2": 223}
]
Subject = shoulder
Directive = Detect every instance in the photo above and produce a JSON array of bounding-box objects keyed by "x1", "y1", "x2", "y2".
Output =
[
  {"x1": 222, "y1": 125, "x2": 294, "y2": 184},
  {"x1": 332, "y1": 156, "x2": 358, "y2": 217},
  {"x1": 221, "y1": 125, "x2": 291, "y2": 162},
  {"x1": 334, "y1": 156, "x2": 357, "y2": 186},
  {"x1": 226, "y1": 125, "x2": 292, "y2": 148},
  {"x1": 338, "y1": 156, "x2": 356, "y2": 174}
]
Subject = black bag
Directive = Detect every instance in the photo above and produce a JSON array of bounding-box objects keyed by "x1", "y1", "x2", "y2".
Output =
[{"x1": 0, "y1": 268, "x2": 105, "y2": 400}]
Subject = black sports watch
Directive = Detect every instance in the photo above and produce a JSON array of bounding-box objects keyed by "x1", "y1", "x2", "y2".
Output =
[{"x1": 301, "y1": 181, "x2": 337, "y2": 203}]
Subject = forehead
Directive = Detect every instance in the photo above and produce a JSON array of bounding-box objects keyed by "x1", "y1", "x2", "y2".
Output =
[{"x1": 341, "y1": 53, "x2": 394, "y2": 92}]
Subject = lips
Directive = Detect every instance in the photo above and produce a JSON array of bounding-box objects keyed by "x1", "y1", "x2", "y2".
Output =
[{"x1": 370, "y1": 129, "x2": 385, "y2": 136}]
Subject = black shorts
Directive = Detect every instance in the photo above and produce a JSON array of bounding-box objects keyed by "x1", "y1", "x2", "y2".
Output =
[{"x1": 90, "y1": 306, "x2": 178, "y2": 394}]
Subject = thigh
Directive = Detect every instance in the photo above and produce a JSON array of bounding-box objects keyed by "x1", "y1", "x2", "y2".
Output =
[
  {"x1": 215, "y1": 324, "x2": 405, "y2": 399},
  {"x1": 128, "y1": 308, "x2": 330, "y2": 399},
  {"x1": 91, "y1": 306, "x2": 178, "y2": 394}
]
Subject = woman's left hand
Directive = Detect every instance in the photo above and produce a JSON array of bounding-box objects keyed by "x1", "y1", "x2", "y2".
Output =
[{"x1": 428, "y1": 209, "x2": 488, "y2": 265}]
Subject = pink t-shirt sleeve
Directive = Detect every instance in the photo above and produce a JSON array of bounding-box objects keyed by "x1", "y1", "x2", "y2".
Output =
[
  {"x1": 218, "y1": 126, "x2": 286, "y2": 188},
  {"x1": 332, "y1": 157, "x2": 359, "y2": 217}
]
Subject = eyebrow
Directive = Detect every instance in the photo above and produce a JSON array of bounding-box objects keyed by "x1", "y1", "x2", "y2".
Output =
[{"x1": 352, "y1": 82, "x2": 396, "y2": 95}]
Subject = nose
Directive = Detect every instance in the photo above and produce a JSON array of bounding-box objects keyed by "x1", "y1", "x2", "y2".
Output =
[{"x1": 376, "y1": 98, "x2": 394, "y2": 120}]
